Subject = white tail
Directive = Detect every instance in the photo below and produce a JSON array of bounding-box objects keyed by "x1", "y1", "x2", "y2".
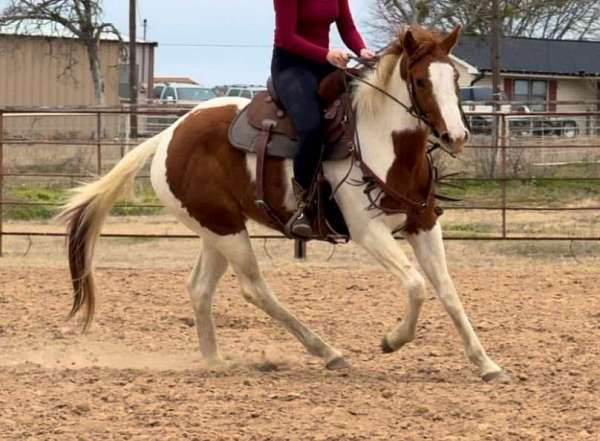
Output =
[{"x1": 56, "y1": 134, "x2": 161, "y2": 331}]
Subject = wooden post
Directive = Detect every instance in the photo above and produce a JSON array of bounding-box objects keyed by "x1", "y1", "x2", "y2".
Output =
[
  {"x1": 294, "y1": 240, "x2": 307, "y2": 259},
  {"x1": 501, "y1": 114, "x2": 507, "y2": 238},
  {"x1": 129, "y1": 0, "x2": 138, "y2": 137},
  {"x1": 96, "y1": 111, "x2": 102, "y2": 175},
  {"x1": 0, "y1": 112, "x2": 3, "y2": 257},
  {"x1": 490, "y1": 0, "x2": 502, "y2": 178}
]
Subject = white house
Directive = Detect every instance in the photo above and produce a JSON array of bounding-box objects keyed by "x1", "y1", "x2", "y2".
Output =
[{"x1": 452, "y1": 35, "x2": 600, "y2": 112}]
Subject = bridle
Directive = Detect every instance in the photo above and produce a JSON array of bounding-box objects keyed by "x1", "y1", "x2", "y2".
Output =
[
  {"x1": 331, "y1": 53, "x2": 465, "y2": 219},
  {"x1": 347, "y1": 53, "x2": 472, "y2": 156}
]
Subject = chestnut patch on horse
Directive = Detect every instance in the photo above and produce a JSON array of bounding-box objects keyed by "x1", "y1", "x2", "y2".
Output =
[
  {"x1": 165, "y1": 104, "x2": 293, "y2": 235},
  {"x1": 383, "y1": 128, "x2": 439, "y2": 234},
  {"x1": 395, "y1": 27, "x2": 462, "y2": 144}
]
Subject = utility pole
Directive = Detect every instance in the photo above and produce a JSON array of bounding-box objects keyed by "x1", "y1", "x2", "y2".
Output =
[
  {"x1": 129, "y1": 0, "x2": 138, "y2": 137},
  {"x1": 491, "y1": 0, "x2": 501, "y2": 107},
  {"x1": 490, "y1": 0, "x2": 501, "y2": 177},
  {"x1": 143, "y1": 19, "x2": 148, "y2": 41}
]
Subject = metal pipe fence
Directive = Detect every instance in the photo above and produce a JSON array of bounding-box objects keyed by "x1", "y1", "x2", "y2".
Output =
[{"x1": 0, "y1": 106, "x2": 599, "y2": 258}]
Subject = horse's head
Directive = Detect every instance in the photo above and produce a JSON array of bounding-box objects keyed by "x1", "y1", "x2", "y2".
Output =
[{"x1": 398, "y1": 26, "x2": 469, "y2": 154}]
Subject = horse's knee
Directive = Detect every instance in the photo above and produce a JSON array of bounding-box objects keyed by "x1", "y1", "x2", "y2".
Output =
[
  {"x1": 405, "y1": 270, "x2": 427, "y2": 303},
  {"x1": 188, "y1": 287, "x2": 212, "y2": 313}
]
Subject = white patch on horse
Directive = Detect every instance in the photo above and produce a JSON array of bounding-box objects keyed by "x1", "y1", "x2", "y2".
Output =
[
  {"x1": 352, "y1": 57, "x2": 418, "y2": 188},
  {"x1": 429, "y1": 62, "x2": 466, "y2": 141}
]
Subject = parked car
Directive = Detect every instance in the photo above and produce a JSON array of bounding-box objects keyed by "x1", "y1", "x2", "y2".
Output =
[
  {"x1": 224, "y1": 85, "x2": 265, "y2": 99},
  {"x1": 153, "y1": 82, "x2": 217, "y2": 105},
  {"x1": 508, "y1": 105, "x2": 579, "y2": 138},
  {"x1": 460, "y1": 86, "x2": 579, "y2": 137},
  {"x1": 460, "y1": 86, "x2": 510, "y2": 134},
  {"x1": 144, "y1": 83, "x2": 217, "y2": 135}
]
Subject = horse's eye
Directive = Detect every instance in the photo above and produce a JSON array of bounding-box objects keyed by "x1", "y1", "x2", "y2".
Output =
[{"x1": 416, "y1": 79, "x2": 426, "y2": 88}]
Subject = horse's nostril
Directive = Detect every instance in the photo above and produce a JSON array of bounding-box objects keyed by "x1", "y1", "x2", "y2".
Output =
[{"x1": 441, "y1": 133, "x2": 451, "y2": 144}]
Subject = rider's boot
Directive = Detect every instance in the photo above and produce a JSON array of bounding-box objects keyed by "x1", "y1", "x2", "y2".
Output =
[{"x1": 285, "y1": 178, "x2": 314, "y2": 238}]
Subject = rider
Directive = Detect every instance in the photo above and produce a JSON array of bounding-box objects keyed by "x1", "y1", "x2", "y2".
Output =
[{"x1": 272, "y1": 0, "x2": 375, "y2": 238}]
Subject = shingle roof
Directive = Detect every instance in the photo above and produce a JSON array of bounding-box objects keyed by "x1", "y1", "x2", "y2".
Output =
[{"x1": 454, "y1": 35, "x2": 600, "y2": 77}]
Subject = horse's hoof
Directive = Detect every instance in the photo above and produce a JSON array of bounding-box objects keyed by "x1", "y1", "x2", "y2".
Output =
[
  {"x1": 482, "y1": 370, "x2": 511, "y2": 384},
  {"x1": 326, "y1": 356, "x2": 351, "y2": 370},
  {"x1": 381, "y1": 336, "x2": 396, "y2": 354},
  {"x1": 381, "y1": 336, "x2": 408, "y2": 353},
  {"x1": 202, "y1": 356, "x2": 226, "y2": 370}
]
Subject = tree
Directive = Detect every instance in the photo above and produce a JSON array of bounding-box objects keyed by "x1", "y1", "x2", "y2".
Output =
[
  {"x1": 0, "y1": 0, "x2": 121, "y2": 105},
  {"x1": 370, "y1": 0, "x2": 600, "y2": 42}
]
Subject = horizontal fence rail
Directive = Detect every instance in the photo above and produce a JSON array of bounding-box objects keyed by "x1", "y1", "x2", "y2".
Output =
[{"x1": 0, "y1": 105, "x2": 599, "y2": 257}]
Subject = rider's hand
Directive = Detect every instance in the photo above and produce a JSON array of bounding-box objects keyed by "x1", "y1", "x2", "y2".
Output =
[
  {"x1": 360, "y1": 48, "x2": 377, "y2": 60},
  {"x1": 327, "y1": 49, "x2": 349, "y2": 69}
]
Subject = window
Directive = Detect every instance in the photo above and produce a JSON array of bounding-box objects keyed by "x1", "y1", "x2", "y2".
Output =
[
  {"x1": 119, "y1": 64, "x2": 130, "y2": 99},
  {"x1": 513, "y1": 79, "x2": 548, "y2": 110},
  {"x1": 460, "y1": 88, "x2": 474, "y2": 101},
  {"x1": 228, "y1": 88, "x2": 241, "y2": 97},
  {"x1": 240, "y1": 90, "x2": 252, "y2": 99},
  {"x1": 163, "y1": 87, "x2": 176, "y2": 101},
  {"x1": 118, "y1": 64, "x2": 141, "y2": 100},
  {"x1": 177, "y1": 87, "x2": 217, "y2": 101},
  {"x1": 153, "y1": 85, "x2": 165, "y2": 99}
]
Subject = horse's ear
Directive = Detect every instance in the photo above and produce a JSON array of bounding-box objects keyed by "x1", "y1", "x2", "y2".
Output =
[
  {"x1": 440, "y1": 26, "x2": 461, "y2": 54},
  {"x1": 403, "y1": 29, "x2": 418, "y2": 57}
]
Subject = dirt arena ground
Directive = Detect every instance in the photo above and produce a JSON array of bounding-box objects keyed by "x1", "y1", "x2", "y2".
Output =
[{"x1": 1, "y1": 226, "x2": 599, "y2": 440}]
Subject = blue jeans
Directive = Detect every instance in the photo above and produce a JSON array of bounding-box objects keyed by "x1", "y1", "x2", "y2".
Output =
[{"x1": 271, "y1": 48, "x2": 335, "y2": 189}]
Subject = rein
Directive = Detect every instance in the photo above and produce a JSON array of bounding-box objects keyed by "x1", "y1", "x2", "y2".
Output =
[
  {"x1": 343, "y1": 67, "x2": 437, "y2": 134},
  {"x1": 336, "y1": 72, "x2": 436, "y2": 216},
  {"x1": 331, "y1": 57, "x2": 442, "y2": 217}
]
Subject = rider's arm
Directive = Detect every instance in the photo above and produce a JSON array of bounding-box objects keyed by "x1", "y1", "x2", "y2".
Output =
[
  {"x1": 336, "y1": 0, "x2": 366, "y2": 56},
  {"x1": 274, "y1": 0, "x2": 329, "y2": 64}
]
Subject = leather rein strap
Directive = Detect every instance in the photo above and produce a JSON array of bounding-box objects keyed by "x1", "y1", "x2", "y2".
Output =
[{"x1": 341, "y1": 67, "x2": 437, "y2": 214}]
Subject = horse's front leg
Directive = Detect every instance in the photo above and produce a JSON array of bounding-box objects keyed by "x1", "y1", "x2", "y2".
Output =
[
  {"x1": 352, "y1": 220, "x2": 428, "y2": 352},
  {"x1": 405, "y1": 223, "x2": 507, "y2": 382}
]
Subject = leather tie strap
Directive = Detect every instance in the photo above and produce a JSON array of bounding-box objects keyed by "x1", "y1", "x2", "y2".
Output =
[
  {"x1": 254, "y1": 120, "x2": 288, "y2": 231},
  {"x1": 255, "y1": 120, "x2": 276, "y2": 205}
]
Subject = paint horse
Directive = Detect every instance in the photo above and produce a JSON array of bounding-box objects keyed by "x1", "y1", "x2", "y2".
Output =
[{"x1": 58, "y1": 26, "x2": 507, "y2": 382}]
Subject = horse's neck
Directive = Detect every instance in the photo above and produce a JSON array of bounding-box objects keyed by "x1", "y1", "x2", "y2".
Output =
[{"x1": 355, "y1": 62, "x2": 423, "y2": 178}]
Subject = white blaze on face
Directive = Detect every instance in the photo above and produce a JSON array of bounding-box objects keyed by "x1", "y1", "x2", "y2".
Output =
[{"x1": 429, "y1": 62, "x2": 467, "y2": 141}]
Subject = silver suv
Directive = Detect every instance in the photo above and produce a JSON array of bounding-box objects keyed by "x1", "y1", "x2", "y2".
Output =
[
  {"x1": 153, "y1": 83, "x2": 216, "y2": 105},
  {"x1": 224, "y1": 85, "x2": 265, "y2": 99}
]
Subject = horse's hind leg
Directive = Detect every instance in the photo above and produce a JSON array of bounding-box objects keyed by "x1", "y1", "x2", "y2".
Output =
[
  {"x1": 187, "y1": 243, "x2": 228, "y2": 365},
  {"x1": 406, "y1": 223, "x2": 506, "y2": 382},
  {"x1": 211, "y1": 230, "x2": 348, "y2": 369}
]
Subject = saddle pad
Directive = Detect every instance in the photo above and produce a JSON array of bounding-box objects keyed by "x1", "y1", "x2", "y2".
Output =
[{"x1": 228, "y1": 106, "x2": 352, "y2": 161}]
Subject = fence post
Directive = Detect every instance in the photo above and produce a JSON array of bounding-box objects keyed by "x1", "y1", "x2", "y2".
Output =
[
  {"x1": 500, "y1": 114, "x2": 507, "y2": 238},
  {"x1": 96, "y1": 111, "x2": 102, "y2": 175},
  {"x1": 0, "y1": 111, "x2": 3, "y2": 257},
  {"x1": 294, "y1": 239, "x2": 306, "y2": 259}
]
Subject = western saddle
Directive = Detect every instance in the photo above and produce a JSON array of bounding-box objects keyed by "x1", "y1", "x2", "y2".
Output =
[{"x1": 228, "y1": 69, "x2": 359, "y2": 242}]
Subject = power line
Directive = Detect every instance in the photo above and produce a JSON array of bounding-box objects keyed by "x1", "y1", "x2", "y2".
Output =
[{"x1": 160, "y1": 43, "x2": 271, "y2": 48}]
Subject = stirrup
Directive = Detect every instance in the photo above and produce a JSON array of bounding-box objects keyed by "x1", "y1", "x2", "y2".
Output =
[
  {"x1": 284, "y1": 179, "x2": 315, "y2": 238},
  {"x1": 285, "y1": 209, "x2": 314, "y2": 238}
]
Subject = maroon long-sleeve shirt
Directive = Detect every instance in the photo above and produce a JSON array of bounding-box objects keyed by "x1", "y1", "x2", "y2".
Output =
[{"x1": 274, "y1": 0, "x2": 366, "y2": 64}]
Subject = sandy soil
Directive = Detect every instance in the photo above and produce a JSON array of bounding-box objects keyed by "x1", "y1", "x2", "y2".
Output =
[{"x1": 1, "y1": 233, "x2": 599, "y2": 440}]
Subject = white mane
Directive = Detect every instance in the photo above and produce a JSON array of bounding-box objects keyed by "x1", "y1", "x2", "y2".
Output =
[{"x1": 353, "y1": 50, "x2": 404, "y2": 119}]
